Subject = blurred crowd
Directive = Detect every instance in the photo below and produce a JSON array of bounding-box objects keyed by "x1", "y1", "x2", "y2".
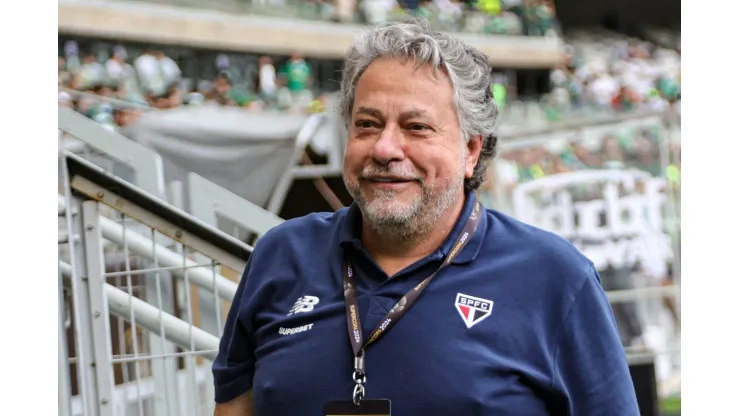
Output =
[
  {"x1": 247, "y1": 0, "x2": 559, "y2": 36},
  {"x1": 58, "y1": 26, "x2": 681, "y2": 143},
  {"x1": 481, "y1": 121, "x2": 681, "y2": 220},
  {"x1": 544, "y1": 30, "x2": 681, "y2": 121},
  {"x1": 347, "y1": 0, "x2": 556, "y2": 36},
  {"x1": 58, "y1": 42, "x2": 327, "y2": 132},
  {"x1": 494, "y1": 127, "x2": 680, "y2": 184}
]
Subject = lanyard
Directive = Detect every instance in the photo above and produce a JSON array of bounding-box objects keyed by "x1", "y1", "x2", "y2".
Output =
[{"x1": 342, "y1": 201, "x2": 482, "y2": 404}]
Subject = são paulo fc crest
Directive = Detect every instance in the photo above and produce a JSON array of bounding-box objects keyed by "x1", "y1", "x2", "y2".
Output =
[{"x1": 455, "y1": 293, "x2": 493, "y2": 328}]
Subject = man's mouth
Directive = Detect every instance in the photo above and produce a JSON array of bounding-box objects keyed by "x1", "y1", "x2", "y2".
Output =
[{"x1": 367, "y1": 177, "x2": 414, "y2": 183}]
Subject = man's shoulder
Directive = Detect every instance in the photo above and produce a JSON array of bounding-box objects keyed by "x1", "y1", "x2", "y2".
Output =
[
  {"x1": 485, "y1": 209, "x2": 596, "y2": 285},
  {"x1": 251, "y1": 209, "x2": 347, "y2": 256}
]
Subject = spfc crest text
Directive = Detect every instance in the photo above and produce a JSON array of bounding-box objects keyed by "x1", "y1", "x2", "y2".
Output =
[{"x1": 455, "y1": 293, "x2": 493, "y2": 328}]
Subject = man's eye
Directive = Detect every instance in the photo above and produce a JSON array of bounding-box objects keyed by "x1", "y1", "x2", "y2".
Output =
[
  {"x1": 408, "y1": 124, "x2": 430, "y2": 131},
  {"x1": 355, "y1": 120, "x2": 377, "y2": 129}
]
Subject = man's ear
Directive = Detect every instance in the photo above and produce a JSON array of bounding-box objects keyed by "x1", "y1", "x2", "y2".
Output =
[{"x1": 465, "y1": 135, "x2": 484, "y2": 179}]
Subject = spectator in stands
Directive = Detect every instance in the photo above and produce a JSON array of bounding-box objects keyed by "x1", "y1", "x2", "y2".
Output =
[
  {"x1": 166, "y1": 83, "x2": 183, "y2": 108},
  {"x1": 588, "y1": 70, "x2": 620, "y2": 109},
  {"x1": 76, "y1": 53, "x2": 107, "y2": 90},
  {"x1": 434, "y1": 0, "x2": 464, "y2": 29},
  {"x1": 523, "y1": 0, "x2": 557, "y2": 36},
  {"x1": 59, "y1": 91, "x2": 73, "y2": 108},
  {"x1": 64, "y1": 41, "x2": 81, "y2": 73},
  {"x1": 280, "y1": 53, "x2": 312, "y2": 93},
  {"x1": 517, "y1": 146, "x2": 547, "y2": 181},
  {"x1": 59, "y1": 57, "x2": 73, "y2": 88},
  {"x1": 152, "y1": 91, "x2": 174, "y2": 109},
  {"x1": 105, "y1": 46, "x2": 128, "y2": 85},
  {"x1": 134, "y1": 49, "x2": 166, "y2": 97},
  {"x1": 106, "y1": 46, "x2": 143, "y2": 103},
  {"x1": 551, "y1": 155, "x2": 572, "y2": 174},
  {"x1": 113, "y1": 107, "x2": 142, "y2": 129},
  {"x1": 571, "y1": 142, "x2": 600, "y2": 168},
  {"x1": 501, "y1": 0, "x2": 522, "y2": 19},
  {"x1": 257, "y1": 56, "x2": 278, "y2": 104},
  {"x1": 155, "y1": 50, "x2": 182, "y2": 89},
  {"x1": 600, "y1": 135, "x2": 625, "y2": 169},
  {"x1": 611, "y1": 85, "x2": 637, "y2": 111},
  {"x1": 279, "y1": 53, "x2": 314, "y2": 111},
  {"x1": 91, "y1": 84, "x2": 115, "y2": 100},
  {"x1": 644, "y1": 88, "x2": 669, "y2": 111},
  {"x1": 213, "y1": 71, "x2": 248, "y2": 107},
  {"x1": 213, "y1": 72, "x2": 232, "y2": 99},
  {"x1": 362, "y1": 0, "x2": 399, "y2": 24},
  {"x1": 274, "y1": 74, "x2": 294, "y2": 111},
  {"x1": 630, "y1": 134, "x2": 662, "y2": 177},
  {"x1": 90, "y1": 101, "x2": 117, "y2": 131}
]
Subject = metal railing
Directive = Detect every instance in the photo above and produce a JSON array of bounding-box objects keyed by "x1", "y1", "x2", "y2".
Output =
[{"x1": 59, "y1": 152, "x2": 250, "y2": 416}]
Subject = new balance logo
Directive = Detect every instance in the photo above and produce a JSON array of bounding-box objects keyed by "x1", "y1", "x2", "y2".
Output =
[{"x1": 288, "y1": 295, "x2": 320, "y2": 316}]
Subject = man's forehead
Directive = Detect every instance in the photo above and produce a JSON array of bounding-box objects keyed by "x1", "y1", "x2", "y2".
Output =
[
  {"x1": 351, "y1": 58, "x2": 457, "y2": 120},
  {"x1": 354, "y1": 106, "x2": 432, "y2": 119},
  {"x1": 358, "y1": 58, "x2": 451, "y2": 88}
]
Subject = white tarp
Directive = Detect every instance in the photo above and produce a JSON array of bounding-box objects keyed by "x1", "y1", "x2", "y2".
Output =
[{"x1": 123, "y1": 104, "x2": 345, "y2": 210}]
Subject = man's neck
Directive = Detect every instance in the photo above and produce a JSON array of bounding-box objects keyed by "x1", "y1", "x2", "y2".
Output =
[{"x1": 360, "y1": 195, "x2": 466, "y2": 276}]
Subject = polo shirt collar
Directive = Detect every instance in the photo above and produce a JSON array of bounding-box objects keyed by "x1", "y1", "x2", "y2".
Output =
[{"x1": 338, "y1": 192, "x2": 487, "y2": 265}]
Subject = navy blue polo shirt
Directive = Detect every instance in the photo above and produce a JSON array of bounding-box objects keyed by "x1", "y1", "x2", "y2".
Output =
[{"x1": 213, "y1": 192, "x2": 639, "y2": 415}]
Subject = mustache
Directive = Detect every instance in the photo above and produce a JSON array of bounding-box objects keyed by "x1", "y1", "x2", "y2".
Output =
[{"x1": 359, "y1": 164, "x2": 424, "y2": 181}]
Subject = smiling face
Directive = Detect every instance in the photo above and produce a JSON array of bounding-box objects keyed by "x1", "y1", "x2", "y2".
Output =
[{"x1": 342, "y1": 58, "x2": 482, "y2": 240}]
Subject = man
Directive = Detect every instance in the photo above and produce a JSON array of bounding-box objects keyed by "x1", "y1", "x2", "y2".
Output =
[
  {"x1": 105, "y1": 45, "x2": 128, "y2": 85},
  {"x1": 134, "y1": 49, "x2": 165, "y2": 97},
  {"x1": 155, "y1": 50, "x2": 182, "y2": 88},
  {"x1": 257, "y1": 56, "x2": 277, "y2": 100},
  {"x1": 213, "y1": 19, "x2": 639, "y2": 415},
  {"x1": 76, "y1": 53, "x2": 107, "y2": 90},
  {"x1": 279, "y1": 52, "x2": 313, "y2": 93}
]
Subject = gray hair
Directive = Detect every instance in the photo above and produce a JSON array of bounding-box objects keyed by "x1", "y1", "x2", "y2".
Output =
[{"x1": 338, "y1": 18, "x2": 499, "y2": 193}]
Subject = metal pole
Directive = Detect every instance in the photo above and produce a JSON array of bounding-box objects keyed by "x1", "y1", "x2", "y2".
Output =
[
  {"x1": 264, "y1": 114, "x2": 323, "y2": 215},
  {"x1": 81, "y1": 201, "x2": 116, "y2": 416},
  {"x1": 61, "y1": 261, "x2": 219, "y2": 358},
  {"x1": 62, "y1": 164, "x2": 98, "y2": 416},
  {"x1": 658, "y1": 114, "x2": 681, "y2": 324},
  {"x1": 58, "y1": 267, "x2": 73, "y2": 416},
  {"x1": 59, "y1": 195, "x2": 67, "y2": 216},
  {"x1": 105, "y1": 282, "x2": 220, "y2": 359},
  {"x1": 146, "y1": 231, "x2": 179, "y2": 416}
]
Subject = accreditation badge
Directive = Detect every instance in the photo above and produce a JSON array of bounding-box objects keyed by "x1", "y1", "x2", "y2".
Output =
[{"x1": 324, "y1": 399, "x2": 391, "y2": 416}]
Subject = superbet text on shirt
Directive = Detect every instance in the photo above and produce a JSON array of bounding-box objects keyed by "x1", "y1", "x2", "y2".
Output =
[{"x1": 213, "y1": 192, "x2": 640, "y2": 415}]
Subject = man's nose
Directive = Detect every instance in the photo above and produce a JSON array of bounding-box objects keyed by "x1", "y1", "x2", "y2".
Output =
[{"x1": 371, "y1": 125, "x2": 405, "y2": 164}]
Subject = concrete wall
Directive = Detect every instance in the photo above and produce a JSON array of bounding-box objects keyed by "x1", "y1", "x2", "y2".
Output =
[{"x1": 59, "y1": 0, "x2": 567, "y2": 68}]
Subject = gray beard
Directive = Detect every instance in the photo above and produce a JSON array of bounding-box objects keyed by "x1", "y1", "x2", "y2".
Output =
[{"x1": 344, "y1": 170, "x2": 465, "y2": 244}]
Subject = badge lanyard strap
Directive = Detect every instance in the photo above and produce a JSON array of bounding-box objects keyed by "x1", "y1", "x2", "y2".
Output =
[{"x1": 342, "y1": 202, "x2": 482, "y2": 405}]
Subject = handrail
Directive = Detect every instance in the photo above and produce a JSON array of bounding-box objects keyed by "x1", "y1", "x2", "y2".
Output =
[
  {"x1": 499, "y1": 110, "x2": 667, "y2": 149},
  {"x1": 64, "y1": 152, "x2": 252, "y2": 263},
  {"x1": 59, "y1": 87, "x2": 153, "y2": 111},
  {"x1": 60, "y1": 261, "x2": 220, "y2": 360},
  {"x1": 57, "y1": 194, "x2": 240, "y2": 301}
]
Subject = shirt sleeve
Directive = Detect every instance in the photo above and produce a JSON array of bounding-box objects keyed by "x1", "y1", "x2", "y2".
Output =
[
  {"x1": 550, "y1": 265, "x2": 641, "y2": 415},
  {"x1": 212, "y1": 260, "x2": 256, "y2": 403}
]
